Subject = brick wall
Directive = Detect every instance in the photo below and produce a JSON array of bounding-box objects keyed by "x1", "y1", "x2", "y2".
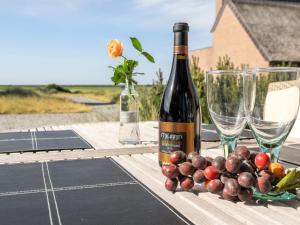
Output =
[
  {"x1": 191, "y1": 4, "x2": 269, "y2": 70},
  {"x1": 189, "y1": 47, "x2": 213, "y2": 70}
]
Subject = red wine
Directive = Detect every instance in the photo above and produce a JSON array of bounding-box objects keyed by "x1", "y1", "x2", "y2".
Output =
[{"x1": 159, "y1": 22, "x2": 201, "y2": 166}]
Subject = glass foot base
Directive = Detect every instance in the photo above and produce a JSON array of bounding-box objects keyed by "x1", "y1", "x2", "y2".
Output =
[
  {"x1": 221, "y1": 136, "x2": 238, "y2": 158},
  {"x1": 259, "y1": 145, "x2": 282, "y2": 162}
]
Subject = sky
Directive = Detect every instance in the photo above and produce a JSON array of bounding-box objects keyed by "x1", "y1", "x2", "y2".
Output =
[{"x1": 0, "y1": 0, "x2": 215, "y2": 85}]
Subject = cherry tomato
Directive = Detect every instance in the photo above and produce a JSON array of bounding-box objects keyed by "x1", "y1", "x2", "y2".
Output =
[
  {"x1": 204, "y1": 166, "x2": 219, "y2": 180},
  {"x1": 255, "y1": 153, "x2": 270, "y2": 170}
]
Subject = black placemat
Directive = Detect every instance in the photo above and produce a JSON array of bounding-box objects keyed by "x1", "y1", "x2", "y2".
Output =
[
  {"x1": 280, "y1": 144, "x2": 300, "y2": 167},
  {"x1": 0, "y1": 130, "x2": 92, "y2": 153},
  {"x1": 0, "y1": 158, "x2": 192, "y2": 225},
  {"x1": 0, "y1": 193, "x2": 50, "y2": 225}
]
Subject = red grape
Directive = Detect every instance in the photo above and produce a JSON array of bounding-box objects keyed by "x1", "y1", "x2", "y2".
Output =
[
  {"x1": 212, "y1": 156, "x2": 226, "y2": 172},
  {"x1": 165, "y1": 178, "x2": 178, "y2": 192},
  {"x1": 178, "y1": 162, "x2": 194, "y2": 176},
  {"x1": 193, "y1": 169, "x2": 206, "y2": 183},
  {"x1": 162, "y1": 164, "x2": 179, "y2": 179},
  {"x1": 259, "y1": 170, "x2": 275, "y2": 183},
  {"x1": 235, "y1": 146, "x2": 250, "y2": 159},
  {"x1": 187, "y1": 152, "x2": 198, "y2": 162},
  {"x1": 238, "y1": 172, "x2": 255, "y2": 188},
  {"x1": 180, "y1": 177, "x2": 194, "y2": 191},
  {"x1": 222, "y1": 188, "x2": 236, "y2": 201},
  {"x1": 191, "y1": 155, "x2": 207, "y2": 169},
  {"x1": 224, "y1": 178, "x2": 240, "y2": 196},
  {"x1": 207, "y1": 179, "x2": 224, "y2": 194},
  {"x1": 225, "y1": 157, "x2": 241, "y2": 173},
  {"x1": 170, "y1": 151, "x2": 186, "y2": 165},
  {"x1": 256, "y1": 177, "x2": 272, "y2": 193},
  {"x1": 238, "y1": 188, "x2": 253, "y2": 202}
]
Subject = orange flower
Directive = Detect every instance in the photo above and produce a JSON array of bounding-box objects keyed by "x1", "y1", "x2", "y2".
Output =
[{"x1": 107, "y1": 39, "x2": 123, "y2": 58}]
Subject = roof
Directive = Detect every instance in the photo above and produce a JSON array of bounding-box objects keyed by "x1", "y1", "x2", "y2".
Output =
[{"x1": 211, "y1": 0, "x2": 300, "y2": 62}]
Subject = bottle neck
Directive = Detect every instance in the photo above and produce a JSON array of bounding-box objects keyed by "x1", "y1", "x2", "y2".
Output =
[
  {"x1": 169, "y1": 31, "x2": 191, "y2": 82},
  {"x1": 174, "y1": 30, "x2": 188, "y2": 46},
  {"x1": 173, "y1": 31, "x2": 189, "y2": 63}
]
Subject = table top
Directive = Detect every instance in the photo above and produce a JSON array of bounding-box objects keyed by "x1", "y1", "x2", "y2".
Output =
[{"x1": 0, "y1": 121, "x2": 299, "y2": 225}]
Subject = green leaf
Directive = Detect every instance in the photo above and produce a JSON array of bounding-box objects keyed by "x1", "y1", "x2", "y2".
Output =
[
  {"x1": 252, "y1": 188, "x2": 296, "y2": 201},
  {"x1": 123, "y1": 58, "x2": 128, "y2": 74},
  {"x1": 274, "y1": 169, "x2": 300, "y2": 193},
  {"x1": 142, "y1": 51, "x2": 155, "y2": 63},
  {"x1": 111, "y1": 66, "x2": 126, "y2": 85},
  {"x1": 111, "y1": 76, "x2": 119, "y2": 84},
  {"x1": 116, "y1": 74, "x2": 126, "y2": 84},
  {"x1": 126, "y1": 60, "x2": 138, "y2": 73},
  {"x1": 130, "y1": 37, "x2": 143, "y2": 52},
  {"x1": 115, "y1": 65, "x2": 127, "y2": 76}
]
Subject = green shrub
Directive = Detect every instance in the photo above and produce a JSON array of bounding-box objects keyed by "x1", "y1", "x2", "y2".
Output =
[
  {"x1": 138, "y1": 56, "x2": 240, "y2": 122},
  {"x1": 42, "y1": 83, "x2": 72, "y2": 93},
  {"x1": 215, "y1": 55, "x2": 237, "y2": 70},
  {"x1": 190, "y1": 56, "x2": 211, "y2": 123},
  {"x1": 0, "y1": 87, "x2": 38, "y2": 97},
  {"x1": 139, "y1": 69, "x2": 164, "y2": 120}
]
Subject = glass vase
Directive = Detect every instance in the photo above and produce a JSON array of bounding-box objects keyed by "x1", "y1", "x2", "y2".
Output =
[{"x1": 119, "y1": 81, "x2": 140, "y2": 144}]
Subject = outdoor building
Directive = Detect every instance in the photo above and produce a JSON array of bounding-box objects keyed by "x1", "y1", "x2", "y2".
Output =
[{"x1": 190, "y1": 0, "x2": 300, "y2": 70}]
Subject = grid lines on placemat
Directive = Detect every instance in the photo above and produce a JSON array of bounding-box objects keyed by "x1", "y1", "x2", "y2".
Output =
[
  {"x1": 0, "y1": 130, "x2": 92, "y2": 153},
  {"x1": 0, "y1": 158, "x2": 191, "y2": 225},
  {"x1": 109, "y1": 158, "x2": 192, "y2": 225},
  {"x1": 0, "y1": 181, "x2": 139, "y2": 198}
]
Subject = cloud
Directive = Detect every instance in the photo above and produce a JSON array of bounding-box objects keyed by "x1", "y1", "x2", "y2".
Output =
[
  {"x1": 0, "y1": 0, "x2": 215, "y2": 31},
  {"x1": 0, "y1": 0, "x2": 105, "y2": 17},
  {"x1": 133, "y1": 0, "x2": 215, "y2": 30}
]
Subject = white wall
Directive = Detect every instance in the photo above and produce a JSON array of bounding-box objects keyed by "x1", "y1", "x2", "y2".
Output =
[{"x1": 289, "y1": 109, "x2": 300, "y2": 139}]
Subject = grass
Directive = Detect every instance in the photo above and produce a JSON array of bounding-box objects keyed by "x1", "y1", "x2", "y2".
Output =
[
  {"x1": 65, "y1": 85, "x2": 122, "y2": 103},
  {"x1": 0, "y1": 85, "x2": 122, "y2": 103},
  {"x1": 0, "y1": 85, "x2": 153, "y2": 115},
  {"x1": 52, "y1": 86, "x2": 122, "y2": 103},
  {"x1": 0, "y1": 96, "x2": 90, "y2": 114},
  {"x1": 0, "y1": 85, "x2": 122, "y2": 114}
]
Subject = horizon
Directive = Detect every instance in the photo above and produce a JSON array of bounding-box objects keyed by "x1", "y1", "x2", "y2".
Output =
[{"x1": 0, "y1": 0, "x2": 215, "y2": 85}]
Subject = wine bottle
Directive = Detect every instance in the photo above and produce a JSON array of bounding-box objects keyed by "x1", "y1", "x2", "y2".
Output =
[{"x1": 159, "y1": 22, "x2": 201, "y2": 166}]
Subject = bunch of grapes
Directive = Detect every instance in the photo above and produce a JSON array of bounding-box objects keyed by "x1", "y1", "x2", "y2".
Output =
[{"x1": 162, "y1": 146, "x2": 282, "y2": 202}]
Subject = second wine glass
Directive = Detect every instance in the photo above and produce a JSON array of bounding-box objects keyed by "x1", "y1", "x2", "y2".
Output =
[
  {"x1": 206, "y1": 70, "x2": 247, "y2": 158},
  {"x1": 244, "y1": 67, "x2": 300, "y2": 162}
]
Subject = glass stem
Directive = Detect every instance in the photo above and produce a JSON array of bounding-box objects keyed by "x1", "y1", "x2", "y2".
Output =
[
  {"x1": 259, "y1": 144, "x2": 282, "y2": 162},
  {"x1": 221, "y1": 136, "x2": 238, "y2": 158}
]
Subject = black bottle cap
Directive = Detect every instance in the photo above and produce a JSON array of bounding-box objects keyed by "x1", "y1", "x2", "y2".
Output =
[
  {"x1": 173, "y1": 22, "x2": 189, "y2": 46},
  {"x1": 173, "y1": 22, "x2": 189, "y2": 32}
]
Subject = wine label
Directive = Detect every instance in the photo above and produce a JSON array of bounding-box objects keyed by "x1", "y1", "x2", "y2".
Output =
[
  {"x1": 173, "y1": 45, "x2": 188, "y2": 55},
  {"x1": 120, "y1": 111, "x2": 138, "y2": 123},
  {"x1": 159, "y1": 122, "x2": 194, "y2": 164}
]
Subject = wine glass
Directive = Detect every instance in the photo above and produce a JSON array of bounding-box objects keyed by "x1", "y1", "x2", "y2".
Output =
[
  {"x1": 206, "y1": 70, "x2": 247, "y2": 158},
  {"x1": 244, "y1": 67, "x2": 300, "y2": 162}
]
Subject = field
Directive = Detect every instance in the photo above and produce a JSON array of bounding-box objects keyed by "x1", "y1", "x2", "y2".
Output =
[
  {"x1": 0, "y1": 85, "x2": 122, "y2": 114},
  {"x1": 53, "y1": 85, "x2": 122, "y2": 103}
]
